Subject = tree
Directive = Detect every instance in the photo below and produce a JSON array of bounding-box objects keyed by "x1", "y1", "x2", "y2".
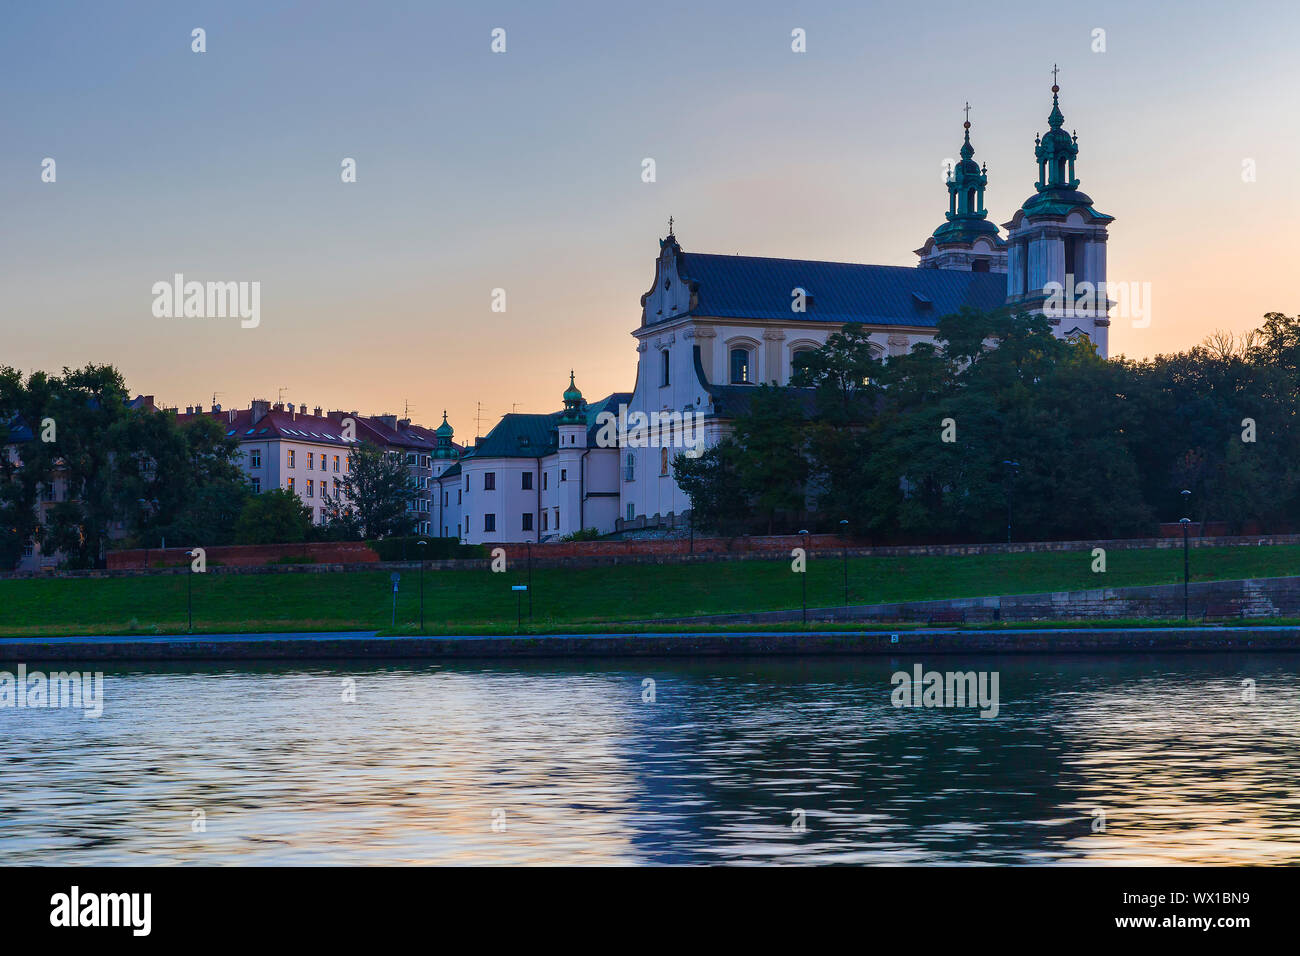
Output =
[
  {"x1": 320, "y1": 442, "x2": 417, "y2": 539},
  {"x1": 0, "y1": 367, "x2": 43, "y2": 570},
  {"x1": 23, "y1": 365, "x2": 133, "y2": 568},
  {"x1": 234, "y1": 489, "x2": 313, "y2": 545},
  {"x1": 673, "y1": 442, "x2": 749, "y2": 536}
]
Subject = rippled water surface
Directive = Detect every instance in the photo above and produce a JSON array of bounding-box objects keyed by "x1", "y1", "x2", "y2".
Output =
[{"x1": 3, "y1": 653, "x2": 1299, "y2": 864}]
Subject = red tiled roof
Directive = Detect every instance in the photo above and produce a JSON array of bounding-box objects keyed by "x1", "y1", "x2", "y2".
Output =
[{"x1": 176, "y1": 407, "x2": 463, "y2": 453}]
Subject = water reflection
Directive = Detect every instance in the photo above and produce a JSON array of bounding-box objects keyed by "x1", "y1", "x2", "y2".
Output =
[{"x1": 1, "y1": 654, "x2": 1297, "y2": 864}]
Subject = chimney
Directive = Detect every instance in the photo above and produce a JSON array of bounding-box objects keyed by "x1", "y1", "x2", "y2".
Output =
[
  {"x1": 251, "y1": 399, "x2": 271, "y2": 424},
  {"x1": 212, "y1": 403, "x2": 221, "y2": 413},
  {"x1": 273, "y1": 402, "x2": 284, "y2": 411},
  {"x1": 313, "y1": 406, "x2": 323, "y2": 418},
  {"x1": 398, "y1": 418, "x2": 411, "y2": 430},
  {"x1": 185, "y1": 406, "x2": 194, "y2": 415},
  {"x1": 288, "y1": 403, "x2": 295, "y2": 415},
  {"x1": 378, "y1": 414, "x2": 398, "y2": 431}
]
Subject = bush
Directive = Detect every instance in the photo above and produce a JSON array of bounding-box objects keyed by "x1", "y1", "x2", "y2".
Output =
[
  {"x1": 559, "y1": 527, "x2": 603, "y2": 542},
  {"x1": 367, "y1": 536, "x2": 486, "y2": 561}
]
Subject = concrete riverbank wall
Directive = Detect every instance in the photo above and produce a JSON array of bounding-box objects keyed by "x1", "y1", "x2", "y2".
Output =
[{"x1": 2, "y1": 626, "x2": 1299, "y2": 662}]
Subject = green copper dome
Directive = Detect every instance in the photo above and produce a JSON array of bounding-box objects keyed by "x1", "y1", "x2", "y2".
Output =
[
  {"x1": 434, "y1": 410, "x2": 454, "y2": 438},
  {"x1": 559, "y1": 371, "x2": 585, "y2": 424},
  {"x1": 1015, "y1": 71, "x2": 1113, "y2": 224},
  {"x1": 927, "y1": 108, "x2": 1004, "y2": 247},
  {"x1": 563, "y1": 370, "x2": 582, "y2": 404}
]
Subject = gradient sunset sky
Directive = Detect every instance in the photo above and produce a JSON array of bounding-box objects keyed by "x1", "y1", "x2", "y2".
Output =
[{"x1": 2, "y1": 0, "x2": 1296, "y2": 438}]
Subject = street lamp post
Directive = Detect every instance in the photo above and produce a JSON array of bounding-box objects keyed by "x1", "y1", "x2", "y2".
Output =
[
  {"x1": 1180, "y1": 488, "x2": 1192, "y2": 621},
  {"x1": 798, "y1": 529, "x2": 810, "y2": 625},
  {"x1": 839, "y1": 518, "x2": 849, "y2": 607},
  {"x1": 1001, "y1": 460, "x2": 1020, "y2": 545},
  {"x1": 184, "y1": 549, "x2": 196, "y2": 632},
  {"x1": 417, "y1": 539, "x2": 427, "y2": 633},
  {"x1": 138, "y1": 497, "x2": 159, "y2": 570}
]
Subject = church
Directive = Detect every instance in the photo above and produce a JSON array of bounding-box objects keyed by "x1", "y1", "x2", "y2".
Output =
[{"x1": 457, "y1": 76, "x2": 1114, "y2": 543}]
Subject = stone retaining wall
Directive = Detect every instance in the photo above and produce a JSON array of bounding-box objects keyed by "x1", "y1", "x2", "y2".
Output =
[{"x1": 658, "y1": 576, "x2": 1300, "y2": 625}]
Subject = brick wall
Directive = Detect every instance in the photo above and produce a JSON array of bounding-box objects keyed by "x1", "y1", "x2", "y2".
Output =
[{"x1": 107, "y1": 541, "x2": 379, "y2": 569}]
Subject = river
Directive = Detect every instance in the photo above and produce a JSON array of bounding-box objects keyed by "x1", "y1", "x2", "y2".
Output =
[{"x1": 2, "y1": 653, "x2": 1297, "y2": 864}]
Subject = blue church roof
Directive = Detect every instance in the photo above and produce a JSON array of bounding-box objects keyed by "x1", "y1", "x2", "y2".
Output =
[{"x1": 675, "y1": 253, "x2": 1006, "y2": 327}]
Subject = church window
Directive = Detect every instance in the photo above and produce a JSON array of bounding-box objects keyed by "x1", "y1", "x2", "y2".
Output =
[
  {"x1": 972, "y1": 259, "x2": 989, "y2": 273},
  {"x1": 522, "y1": 471, "x2": 532, "y2": 490},
  {"x1": 625, "y1": 453, "x2": 635, "y2": 481},
  {"x1": 661, "y1": 349, "x2": 670, "y2": 386},
  {"x1": 660, "y1": 448, "x2": 669, "y2": 476},
  {"x1": 730, "y1": 348, "x2": 751, "y2": 384}
]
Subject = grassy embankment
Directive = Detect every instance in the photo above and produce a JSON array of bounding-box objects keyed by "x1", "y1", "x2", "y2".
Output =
[{"x1": 1, "y1": 544, "x2": 1298, "y2": 637}]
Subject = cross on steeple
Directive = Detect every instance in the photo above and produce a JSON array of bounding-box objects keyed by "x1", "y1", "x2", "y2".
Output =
[
  {"x1": 963, "y1": 101, "x2": 971, "y2": 124},
  {"x1": 667, "y1": 216, "x2": 674, "y2": 235},
  {"x1": 1051, "y1": 64, "x2": 1060, "y2": 86}
]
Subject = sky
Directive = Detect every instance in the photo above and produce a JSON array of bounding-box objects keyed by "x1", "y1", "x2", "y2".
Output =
[{"x1": 2, "y1": 0, "x2": 1297, "y2": 439}]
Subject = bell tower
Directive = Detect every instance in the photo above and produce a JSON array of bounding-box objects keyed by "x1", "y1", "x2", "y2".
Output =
[
  {"x1": 916, "y1": 104, "x2": 1006, "y2": 272},
  {"x1": 1004, "y1": 68, "x2": 1115, "y2": 356}
]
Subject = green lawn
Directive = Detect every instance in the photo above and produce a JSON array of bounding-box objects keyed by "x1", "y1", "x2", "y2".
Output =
[{"x1": 2, "y1": 544, "x2": 1298, "y2": 637}]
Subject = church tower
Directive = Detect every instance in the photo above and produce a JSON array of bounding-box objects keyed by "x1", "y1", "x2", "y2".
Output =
[
  {"x1": 916, "y1": 106, "x2": 1007, "y2": 272},
  {"x1": 1004, "y1": 70, "x2": 1115, "y2": 356},
  {"x1": 556, "y1": 371, "x2": 587, "y2": 450}
]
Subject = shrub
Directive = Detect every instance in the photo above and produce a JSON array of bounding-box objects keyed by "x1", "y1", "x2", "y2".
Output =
[{"x1": 367, "y1": 536, "x2": 486, "y2": 561}]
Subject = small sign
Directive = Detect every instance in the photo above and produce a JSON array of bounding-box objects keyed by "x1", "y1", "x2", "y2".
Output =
[
  {"x1": 391, "y1": 573, "x2": 401, "y2": 583},
  {"x1": 511, "y1": 585, "x2": 528, "y2": 591}
]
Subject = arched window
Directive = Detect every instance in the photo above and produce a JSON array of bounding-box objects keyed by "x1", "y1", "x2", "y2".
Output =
[
  {"x1": 660, "y1": 447, "x2": 669, "y2": 475},
  {"x1": 730, "y1": 348, "x2": 751, "y2": 384}
]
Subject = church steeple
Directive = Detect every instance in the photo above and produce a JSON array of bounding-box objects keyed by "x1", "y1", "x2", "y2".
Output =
[
  {"x1": 559, "y1": 370, "x2": 585, "y2": 424},
  {"x1": 1003, "y1": 66, "x2": 1116, "y2": 358},
  {"x1": 916, "y1": 104, "x2": 1006, "y2": 271},
  {"x1": 945, "y1": 103, "x2": 992, "y2": 223},
  {"x1": 1034, "y1": 66, "x2": 1080, "y2": 191}
]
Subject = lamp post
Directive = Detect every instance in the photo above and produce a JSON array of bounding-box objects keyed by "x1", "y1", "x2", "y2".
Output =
[
  {"x1": 137, "y1": 497, "x2": 159, "y2": 569},
  {"x1": 417, "y1": 539, "x2": 427, "y2": 633},
  {"x1": 184, "y1": 549, "x2": 196, "y2": 632},
  {"x1": 798, "y1": 529, "x2": 810, "y2": 625},
  {"x1": 1180, "y1": 489, "x2": 1192, "y2": 621},
  {"x1": 526, "y1": 541, "x2": 533, "y2": 625},
  {"x1": 839, "y1": 518, "x2": 849, "y2": 607},
  {"x1": 1001, "y1": 460, "x2": 1020, "y2": 545}
]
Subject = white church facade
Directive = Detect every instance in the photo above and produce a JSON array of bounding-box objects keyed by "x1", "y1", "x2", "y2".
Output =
[{"x1": 458, "y1": 77, "x2": 1114, "y2": 543}]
